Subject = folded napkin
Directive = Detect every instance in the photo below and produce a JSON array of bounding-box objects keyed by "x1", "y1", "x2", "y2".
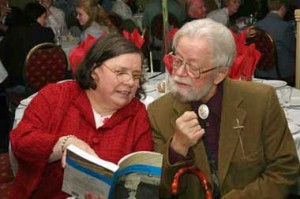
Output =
[
  {"x1": 229, "y1": 31, "x2": 261, "y2": 80},
  {"x1": 169, "y1": 27, "x2": 178, "y2": 40},
  {"x1": 286, "y1": 109, "x2": 300, "y2": 126},
  {"x1": 163, "y1": 54, "x2": 173, "y2": 75},
  {"x1": 122, "y1": 28, "x2": 144, "y2": 49},
  {"x1": 69, "y1": 34, "x2": 98, "y2": 72}
]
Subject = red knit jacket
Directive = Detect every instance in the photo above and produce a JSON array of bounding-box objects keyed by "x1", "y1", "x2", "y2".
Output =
[{"x1": 10, "y1": 80, "x2": 153, "y2": 199}]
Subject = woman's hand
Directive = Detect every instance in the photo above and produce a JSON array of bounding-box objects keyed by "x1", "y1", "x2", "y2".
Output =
[
  {"x1": 85, "y1": 193, "x2": 105, "y2": 199},
  {"x1": 246, "y1": 26, "x2": 256, "y2": 38},
  {"x1": 48, "y1": 135, "x2": 98, "y2": 167},
  {"x1": 60, "y1": 136, "x2": 99, "y2": 168}
]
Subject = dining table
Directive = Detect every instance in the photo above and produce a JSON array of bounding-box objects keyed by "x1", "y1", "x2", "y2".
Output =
[{"x1": 61, "y1": 39, "x2": 79, "y2": 57}]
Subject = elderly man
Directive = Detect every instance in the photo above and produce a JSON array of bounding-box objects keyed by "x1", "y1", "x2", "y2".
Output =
[{"x1": 147, "y1": 19, "x2": 299, "y2": 198}]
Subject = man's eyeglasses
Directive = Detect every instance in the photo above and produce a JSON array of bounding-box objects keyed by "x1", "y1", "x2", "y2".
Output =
[
  {"x1": 103, "y1": 64, "x2": 143, "y2": 83},
  {"x1": 168, "y1": 54, "x2": 217, "y2": 79}
]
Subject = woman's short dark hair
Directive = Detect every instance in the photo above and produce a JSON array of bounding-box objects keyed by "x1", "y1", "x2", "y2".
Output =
[
  {"x1": 74, "y1": 33, "x2": 146, "y2": 99},
  {"x1": 23, "y1": 2, "x2": 46, "y2": 24}
]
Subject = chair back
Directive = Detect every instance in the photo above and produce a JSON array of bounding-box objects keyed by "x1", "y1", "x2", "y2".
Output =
[
  {"x1": 246, "y1": 27, "x2": 281, "y2": 77},
  {"x1": 24, "y1": 42, "x2": 68, "y2": 91}
]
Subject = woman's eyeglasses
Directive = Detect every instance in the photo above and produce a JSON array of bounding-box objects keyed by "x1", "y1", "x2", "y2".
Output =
[{"x1": 103, "y1": 64, "x2": 143, "y2": 83}]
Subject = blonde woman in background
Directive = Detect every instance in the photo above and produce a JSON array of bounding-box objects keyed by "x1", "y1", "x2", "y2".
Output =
[{"x1": 75, "y1": 0, "x2": 116, "y2": 42}]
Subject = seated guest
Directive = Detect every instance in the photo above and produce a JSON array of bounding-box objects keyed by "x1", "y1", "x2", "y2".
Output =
[
  {"x1": 0, "y1": 1, "x2": 25, "y2": 36},
  {"x1": 76, "y1": 0, "x2": 110, "y2": 42},
  {"x1": 185, "y1": 0, "x2": 207, "y2": 21},
  {"x1": 0, "y1": 0, "x2": 10, "y2": 34},
  {"x1": 207, "y1": 0, "x2": 241, "y2": 26},
  {"x1": 39, "y1": 0, "x2": 68, "y2": 35},
  {"x1": 147, "y1": 19, "x2": 299, "y2": 198},
  {"x1": 111, "y1": 0, "x2": 133, "y2": 21},
  {"x1": 185, "y1": 0, "x2": 255, "y2": 41},
  {"x1": 9, "y1": 33, "x2": 153, "y2": 198},
  {"x1": 254, "y1": 0, "x2": 296, "y2": 85},
  {"x1": 0, "y1": 2, "x2": 54, "y2": 87}
]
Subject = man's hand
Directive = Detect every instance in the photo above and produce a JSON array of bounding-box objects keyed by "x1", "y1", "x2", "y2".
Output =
[{"x1": 171, "y1": 111, "x2": 205, "y2": 156}]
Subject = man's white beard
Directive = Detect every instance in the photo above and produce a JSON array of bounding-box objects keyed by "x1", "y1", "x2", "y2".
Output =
[{"x1": 169, "y1": 76, "x2": 213, "y2": 103}]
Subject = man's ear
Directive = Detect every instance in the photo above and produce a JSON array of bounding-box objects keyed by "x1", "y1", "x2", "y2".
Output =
[{"x1": 213, "y1": 66, "x2": 229, "y2": 84}]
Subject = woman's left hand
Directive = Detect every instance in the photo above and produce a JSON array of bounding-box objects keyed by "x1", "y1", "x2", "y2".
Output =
[
  {"x1": 85, "y1": 193, "x2": 105, "y2": 199},
  {"x1": 61, "y1": 137, "x2": 99, "y2": 168}
]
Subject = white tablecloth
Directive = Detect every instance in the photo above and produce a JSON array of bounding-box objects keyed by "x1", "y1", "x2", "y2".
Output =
[
  {"x1": 61, "y1": 39, "x2": 79, "y2": 57},
  {"x1": 0, "y1": 59, "x2": 8, "y2": 83},
  {"x1": 141, "y1": 72, "x2": 166, "y2": 107}
]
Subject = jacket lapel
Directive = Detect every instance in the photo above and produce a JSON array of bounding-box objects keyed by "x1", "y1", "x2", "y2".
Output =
[
  {"x1": 218, "y1": 80, "x2": 247, "y2": 187},
  {"x1": 171, "y1": 97, "x2": 214, "y2": 183}
]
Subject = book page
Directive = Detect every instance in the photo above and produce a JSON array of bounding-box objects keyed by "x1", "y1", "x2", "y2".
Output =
[
  {"x1": 62, "y1": 145, "x2": 118, "y2": 198},
  {"x1": 67, "y1": 144, "x2": 119, "y2": 172},
  {"x1": 111, "y1": 151, "x2": 163, "y2": 199},
  {"x1": 118, "y1": 151, "x2": 163, "y2": 169}
]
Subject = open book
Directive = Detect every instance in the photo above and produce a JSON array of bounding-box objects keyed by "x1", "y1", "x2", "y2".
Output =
[{"x1": 62, "y1": 144, "x2": 163, "y2": 199}]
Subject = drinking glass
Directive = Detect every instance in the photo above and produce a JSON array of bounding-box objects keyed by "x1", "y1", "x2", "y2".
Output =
[{"x1": 55, "y1": 27, "x2": 62, "y2": 46}]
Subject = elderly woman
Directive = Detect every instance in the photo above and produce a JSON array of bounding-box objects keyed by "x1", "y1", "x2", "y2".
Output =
[{"x1": 9, "y1": 33, "x2": 153, "y2": 198}]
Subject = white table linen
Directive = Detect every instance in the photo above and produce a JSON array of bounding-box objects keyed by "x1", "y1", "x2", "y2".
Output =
[{"x1": 0, "y1": 59, "x2": 8, "y2": 83}]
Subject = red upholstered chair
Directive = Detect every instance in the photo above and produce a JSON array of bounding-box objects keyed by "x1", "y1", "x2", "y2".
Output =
[
  {"x1": 0, "y1": 153, "x2": 14, "y2": 198},
  {"x1": 246, "y1": 27, "x2": 281, "y2": 78},
  {"x1": 24, "y1": 42, "x2": 68, "y2": 92},
  {"x1": 5, "y1": 43, "x2": 68, "y2": 128}
]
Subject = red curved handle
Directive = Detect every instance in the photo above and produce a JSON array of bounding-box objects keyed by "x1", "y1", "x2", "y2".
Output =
[{"x1": 171, "y1": 166, "x2": 213, "y2": 199}]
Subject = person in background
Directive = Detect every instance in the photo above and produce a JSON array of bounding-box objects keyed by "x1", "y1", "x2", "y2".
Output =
[
  {"x1": 254, "y1": 0, "x2": 296, "y2": 86},
  {"x1": 0, "y1": 2, "x2": 54, "y2": 87},
  {"x1": 111, "y1": 0, "x2": 133, "y2": 21},
  {"x1": 76, "y1": 0, "x2": 112, "y2": 42},
  {"x1": 184, "y1": 0, "x2": 207, "y2": 21},
  {"x1": 147, "y1": 18, "x2": 299, "y2": 198},
  {"x1": 9, "y1": 33, "x2": 153, "y2": 198},
  {"x1": 0, "y1": 0, "x2": 10, "y2": 34},
  {"x1": 39, "y1": 0, "x2": 68, "y2": 35},
  {"x1": 207, "y1": 0, "x2": 241, "y2": 26}
]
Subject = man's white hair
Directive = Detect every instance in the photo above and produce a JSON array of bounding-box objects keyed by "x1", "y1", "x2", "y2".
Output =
[{"x1": 172, "y1": 18, "x2": 236, "y2": 68}]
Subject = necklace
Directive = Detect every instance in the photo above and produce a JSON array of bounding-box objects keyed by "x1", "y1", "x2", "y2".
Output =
[{"x1": 198, "y1": 104, "x2": 209, "y2": 120}]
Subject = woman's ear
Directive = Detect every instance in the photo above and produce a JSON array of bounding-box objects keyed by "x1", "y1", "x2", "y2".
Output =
[
  {"x1": 91, "y1": 67, "x2": 99, "y2": 83},
  {"x1": 213, "y1": 66, "x2": 229, "y2": 84}
]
